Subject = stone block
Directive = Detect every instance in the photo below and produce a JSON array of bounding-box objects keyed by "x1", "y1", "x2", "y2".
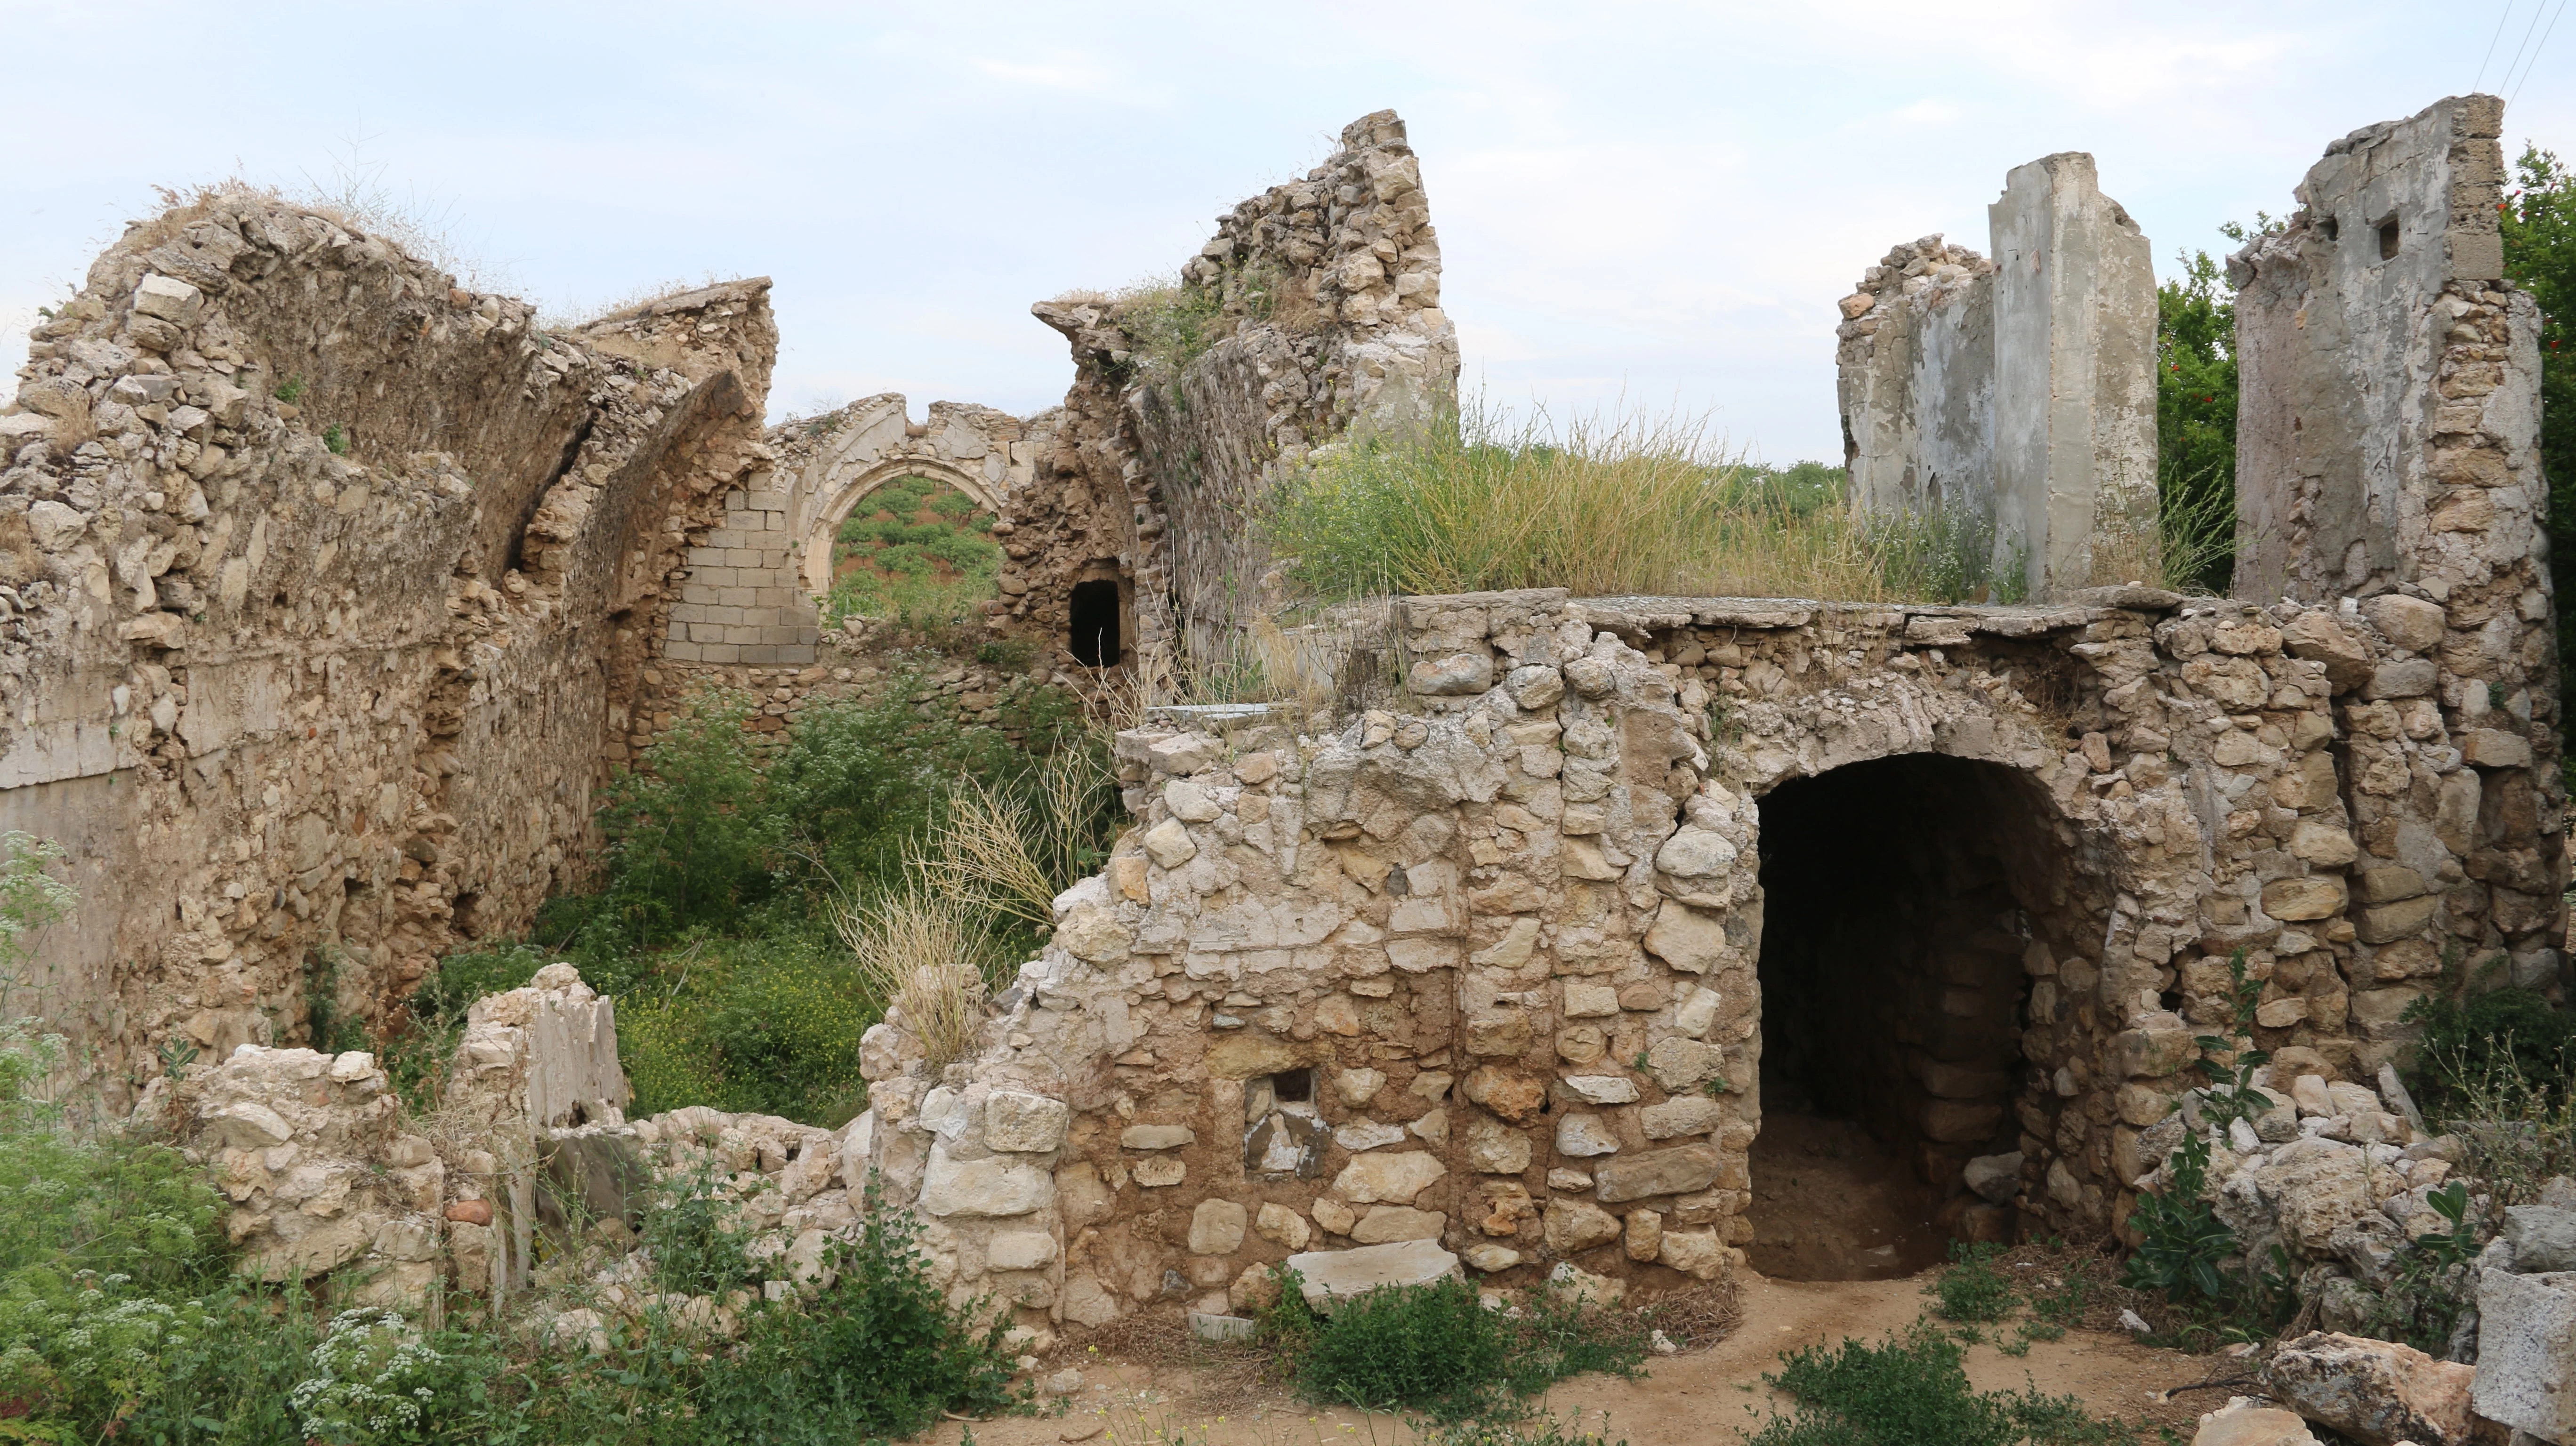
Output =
[
  {"x1": 1190, "y1": 1198, "x2": 1248, "y2": 1254},
  {"x1": 985, "y1": 1090, "x2": 1070, "y2": 1152},
  {"x1": 1594, "y1": 1144, "x2": 1723, "y2": 1203},
  {"x1": 1282, "y1": 1241, "x2": 1462, "y2": 1311},
  {"x1": 1542, "y1": 1198, "x2": 1622, "y2": 1253},
  {"x1": 920, "y1": 1144, "x2": 1053, "y2": 1218},
  {"x1": 1350, "y1": 1206, "x2": 1444, "y2": 1244},
  {"x1": 2472, "y1": 1269, "x2": 2576, "y2": 1443},
  {"x1": 2189, "y1": 1402, "x2": 2318, "y2": 1446},
  {"x1": 1329, "y1": 1150, "x2": 1445, "y2": 1204},
  {"x1": 2266, "y1": 1330, "x2": 2472, "y2": 1446}
]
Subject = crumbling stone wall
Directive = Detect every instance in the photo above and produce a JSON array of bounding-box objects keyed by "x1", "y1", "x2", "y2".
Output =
[
  {"x1": 2230, "y1": 92, "x2": 2562, "y2": 997},
  {"x1": 1836, "y1": 154, "x2": 2156, "y2": 599},
  {"x1": 825, "y1": 552, "x2": 2563, "y2": 1337},
  {"x1": 0, "y1": 192, "x2": 775, "y2": 1099},
  {"x1": 1033, "y1": 110, "x2": 1461, "y2": 667}
]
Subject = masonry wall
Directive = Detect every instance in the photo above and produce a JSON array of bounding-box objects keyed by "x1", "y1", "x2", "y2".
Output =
[
  {"x1": 1835, "y1": 154, "x2": 2155, "y2": 600},
  {"x1": 1035, "y1": 110, "x2": 1462, "y2": 667},
  {"x1": 0, "y1": 193, "x2": 775, "y2": 1101},
  {"x1": 2230, "y1": 91, "x2": 2563, "y2": 997}
]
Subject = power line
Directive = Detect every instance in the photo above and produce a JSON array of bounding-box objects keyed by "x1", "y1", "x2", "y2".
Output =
[
  {"x1": 2497, "y1": 0, "x2": 2553, "y2": 98},
  {"x1": 2477, "y1": 0, "x2": 2519, "y2": 91},
  {"x1": 2508, "y1": 0, "x2": 2568, "y2": 105}
]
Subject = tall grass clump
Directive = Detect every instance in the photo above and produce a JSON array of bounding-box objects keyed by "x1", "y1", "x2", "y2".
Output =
[
  {"x1": 1269, "y1": 402, "x2": 2023, "y2": 605},
  {"x1": 834, "y1": 890, "x2": 1002, "y2": 1070}
]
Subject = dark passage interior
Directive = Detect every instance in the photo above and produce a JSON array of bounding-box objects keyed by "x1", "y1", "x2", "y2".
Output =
[
  {"x1": 1069, "y1": 578, "x2": 1122, "y2": 667},
  {"x1": 1749, "y1": 753, "x2": 2053, "y2": 1280}
]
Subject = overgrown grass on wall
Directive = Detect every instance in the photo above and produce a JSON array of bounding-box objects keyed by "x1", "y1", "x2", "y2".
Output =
[{"x1": 1265, "y1": 402, "x2": 2023, "y2": 606}]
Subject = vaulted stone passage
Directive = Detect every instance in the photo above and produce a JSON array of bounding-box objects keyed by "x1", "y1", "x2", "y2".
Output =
[{"x1": 1748, "y1": 753, "x2": 2061, "y2": 1280}]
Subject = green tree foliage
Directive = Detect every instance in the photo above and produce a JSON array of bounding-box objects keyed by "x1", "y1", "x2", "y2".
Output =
[
  {"x1": 2156, "y1": 247, "x2": 2240, "y2": 593},
  {"x1": 2500, "y1": 146, "x2": 2576, "y2": 730}
]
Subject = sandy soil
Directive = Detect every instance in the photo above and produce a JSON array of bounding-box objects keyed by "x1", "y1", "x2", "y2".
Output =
[
  {"x1": 1743, "y1": 1113, "x2": 1950, "y2": 1282},
  {"x1": 921, "y1": 1268, "x2": 2239, "y2": 1446}
]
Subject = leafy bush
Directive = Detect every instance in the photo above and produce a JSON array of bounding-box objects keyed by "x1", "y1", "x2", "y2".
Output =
[
  {"x1": 2407, "y1": 983, "x2": 2576, "y2": 1114},
  {"x1": 1745, "y1": 1321, "x2": 2146, "y2": 1446},
  {"x1": 582, "y1": 690, "x2": 779, "y2": 949},
  {"x1": 698, "y1": 1195, "x2": 1022, "y2": 1442},
  {"x1": 639, "y1": 1158, "x2": 763, "y2": 1298},
  {"x1": 1927, "y1": 1242, "x2": 2014, "y2": 1325},
  {"x1": 290, "y1": 1307, "x2": 492, "y2": 1446},
  {"x1": 1264, "y1": 1273, "x2": 1644, "y2": 1422}
]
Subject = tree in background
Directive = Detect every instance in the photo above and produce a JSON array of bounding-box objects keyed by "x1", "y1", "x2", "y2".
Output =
[
  {"x1": 2500, "y1": 146, "x2": 2576, "y2": 735},
  {"x1": 2156, "y1": 245, "x2": 2242, "y2": 594}
]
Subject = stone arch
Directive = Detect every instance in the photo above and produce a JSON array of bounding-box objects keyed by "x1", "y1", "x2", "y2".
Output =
[
  {"x1": 1702, "y1": 662, "x2": 2133, "y2": 1277},
  {"x1": 797, "y1": 456, "x2": 1001, "y2": 597}
]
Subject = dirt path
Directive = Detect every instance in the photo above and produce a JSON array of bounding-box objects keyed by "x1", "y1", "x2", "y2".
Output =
[{"x1": 925, "y1": 1269, "x2": 2230, "y2": 1446}]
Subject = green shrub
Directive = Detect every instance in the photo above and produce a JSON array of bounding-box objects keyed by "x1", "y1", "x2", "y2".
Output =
[
  {"x1": 615, "y1": 926, "x2": 878, "y2": 1124},
  {"x1": 2408, "y1": 983, "x2": 2576, "y2": 1114},
  {"x1": 1746, "y1": 1321, "x2": 2145, "y2": 1446},
  {"x1": 640, "y1": 1159, "x2": 763, "y2": 1298},
  {"x1": 1270, "y1": 1274, "x2": 1645, "y2": 1422},
  {"x1": 586, "y1": 691, "x2": 779, "y2": 949},
  {"x1": 698, "y1": 1194, "x2": 1022, "y2": 1442},
  {"x1": 1928, "y1": 1242, "x2": 2014, "y2": 1325},
  {"x1": 289, "y1": 1306, "x2": 496, "y2": 1446}
]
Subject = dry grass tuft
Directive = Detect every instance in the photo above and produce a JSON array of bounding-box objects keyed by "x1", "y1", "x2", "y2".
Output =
[
  {"x1": 832, "y1": 890, "x2": 997, "y2": 1069},
  {"x1": 911, "y1": 746, "x2": 1116, "y2": 937},
  {"x1": 1639, "y1": 1278, "x2": 1743, "y2": 1353}
]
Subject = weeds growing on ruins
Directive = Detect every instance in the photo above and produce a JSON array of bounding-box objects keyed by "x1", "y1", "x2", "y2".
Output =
[{"x1": 1266, "y1": 401, "x2": 2021, "y2": 605}]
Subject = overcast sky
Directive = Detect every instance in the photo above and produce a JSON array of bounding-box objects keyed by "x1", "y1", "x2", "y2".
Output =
[{"x1": 4, "y1": 1, "x2": 2568, "y2": 464}]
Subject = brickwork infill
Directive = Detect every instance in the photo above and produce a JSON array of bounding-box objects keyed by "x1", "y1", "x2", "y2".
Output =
[{"x1": 663, "y1": 477, "x2": 820, "y2": 667}]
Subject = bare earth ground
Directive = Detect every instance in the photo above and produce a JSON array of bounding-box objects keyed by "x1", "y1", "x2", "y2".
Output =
[{"x1": 921, "y1": 1269, "x2": 2234, "y2": 1446}]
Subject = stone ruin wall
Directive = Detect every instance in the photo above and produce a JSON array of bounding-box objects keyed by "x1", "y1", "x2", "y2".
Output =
[
  {"x1": 1836, "y1": 152, "x2": 2157, "y2": 600},
  {"x1": 1031, "y1": 110, "x2": 1462, "y2": 667},
  {"x1": 0, "y1": 191, "x2": 777, "y2": 1101}
]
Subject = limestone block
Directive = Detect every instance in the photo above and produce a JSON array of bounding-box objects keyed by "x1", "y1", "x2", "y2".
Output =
[
  {"x1": 1330, "y1": 1150, "x2": 1446, "y2": 1204},
  {"x1": 1311, "y1": 1197, "x2": 1358, "y2": 1235},
  {"x1": 1190, "y1": 1199, "x2": 1249, "y2": 1254},
  {"x1": 1562, "y1": 982, "x2": 1620, "y2": 1018},
  {"x1": 919, "y1": 1144, "x2": 1054, "y2": 1217},
  {"x1": 1256, "y1": 1202, "x2": 1312, "y2": 1250},
  {"x1": 1121, "y1": 1124, "x2": 1197, "y2": 1150},
  {"x1": 1335, "y1": 1069, "x2": 1386, "y2": 1106},
  {"x1": 2501, "y1": 1205, "x2": 2576, "y2": 1272},
  {"x1": 1547, "y1": 1260, "x2": 1625, "y2": 1306},
  {"x1": 1654, "y1": 828, "x2": 1737, "y2": 878},
  {"x1": 1334, "y1": 1119, "x2": 1409, "y2": 1151},
  {"x1": 2262, "y1": 876, "x2": 2349, "y2": 922},
  {"x1": 1351, "y1": 1207, "x2": 1445, "y2": 1244},
  {"x1": 1562, "y1": 1076, "x2": 1640, "y2": 1105},
  {"x1": 1164, "y1": 779, "x2": 1222, "y2": 822},
  {"x1": 1555, "y1": 1114, "x2": 1621, "y2": 1157},
  {"x1": 2471, "y1": 1269, "x2": 2576, "y2": 1443},
  {"x1": 1643, "y1": 903, "x2": 1730, "y2": 973},
  {"x1": 1645, "y1": 1037, "x2": 1725, "y2": 1092},
  {"x1": 1283, "y1": 1240, "x2": 1462, "y2": 1311},
  {"x1": 1143, "y1": 819, "x2": 1198, "y2": 868},
  {"x1": 985, "y1": 1091, "x2": 1071, "y2": 1152},
  {"x1": 1543, "y1": 1198, "x2": 1622, "y2": 1253},
  {"x1": 1656, "y1": 1229, "x2": 1729, "y2": 1281},
  {"x1": 1674, "y1": 988, "x2": 1721, "y2": 1038},
  {"x1": 1624, "y1": 1208, "x2": 1663, "y2": 1262},
  {"x1": 1640, "y1": 1096, "x2": 1725, "y2": 1140},
  {"x1": 2266, "y1": 1331, "x2": 2472, "y2": 1446},
  {"x1": 2360, "y1": 594, "x2": 2447, "y2": 651},
  {"x1": 1409, "y1": 652, "x2": 1495, "y2": 695},
  {"x1": 2190, "y1": 1401, "x2": 2319, "y2": 1446},
  {"x1": 1464, "y1": 1066, "x2": 1547, "y2": 1124},
  {"x1": 1463, "y1": 1243, "x2": 1522, "y2": 1272},
  {"x1": 988, "y1": 1231, "x2": 1059, "y2": 1270},
  {"x1": 1505, "y1": 665, "x2": 1564, "y2": 710},
  {"x1": 1465, "y1": 1116, "x2": 1533, "y2": 1174},
  {"x1": 1594, "y1": 1145, "x2": 1724, "y2": 1203},
  {"x1": 2115, "y1": 1027, "x2": 2198, "y2": 1078},
  {"x1": 1964, "y1": 1152, "x2": 2023, "y2": 1205}
]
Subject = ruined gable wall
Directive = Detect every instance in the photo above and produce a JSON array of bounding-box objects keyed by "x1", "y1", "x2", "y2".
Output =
[
  {"x1": 0, "y1": 193, "x2": 773, "y2": 1102},
  {"x1": 1835, "y1": 236, "x2": 1997, "y2": 516},
  {"x1": 2230, "y1": 92, "x2": 2563, "y2": 999},
  {"x1": 1034, "y1": 110, "x2": 1462, "y2": 668}
]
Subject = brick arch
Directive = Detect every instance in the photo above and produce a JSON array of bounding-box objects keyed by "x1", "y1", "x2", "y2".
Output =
[{"x1": 797, "y1": 458, "x2": 1000, "y2": 596}]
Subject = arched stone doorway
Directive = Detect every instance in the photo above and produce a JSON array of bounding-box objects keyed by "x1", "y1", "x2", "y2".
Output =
[
  {"x1": 799, "y1": 459, "x2": 1002, "y2": 600},
  {"x1": 1745, "y1": 751, "x2": 2086, "y2": 1280}
]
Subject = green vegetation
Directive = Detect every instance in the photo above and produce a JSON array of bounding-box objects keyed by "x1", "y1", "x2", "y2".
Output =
[
  {"x1": 1257, "y1": 1272, "x2": 1648, "y2": 1423},
  {"x1": 489, "y1": 678, "x2": 1108, "y2": 1124},
  {"x1": 1742, "y1": 1322, "x2": 2151, "y2": 1446},
  {"x1": 823, "y1": 474, "x2": 1003, "y2": 636},
  {"x1": 1266, "y1": 401, "x2": 2033, "y2": 607},
  {"x1": 2501, "y1": 146, "x2": 2576, "y2": 739},
  {"x1": 2154, "y1": 244, "x2": 2241, "y2": 594},
  {"x1": 1926, "y1": 1242, "x2": 2015, "y2": 1325}
]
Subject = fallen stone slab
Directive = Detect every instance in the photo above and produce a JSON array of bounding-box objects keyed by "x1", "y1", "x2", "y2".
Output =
[
  {"x1": 2191, "y1": 1399, "x2": 2319, "y2": 1446},
  {"x1": 1282, "y1": 1240, "x2": 1462, "y2": 1312},
  {"x1": 2471, "y1": 1269, "x2": 2576, "y2": 1446},
  {"x1": 2266, "y1": 1331, "x2": 2474, "y2": 1446},
  {"x1": 1188, "y1": 1311, "x2": 1256, "y2": 1342}
]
